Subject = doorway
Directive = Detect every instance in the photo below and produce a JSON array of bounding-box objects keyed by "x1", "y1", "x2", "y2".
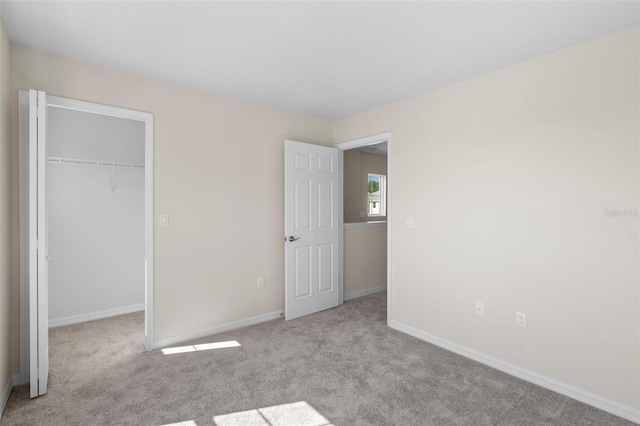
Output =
[
  {"x1": 18, "y1": 92, "x2": 155, "y2": 393},
  {"x1": 336, "y1": 132, "x2": 392, "y2": 323},
  {"x1": 47, "y1": 107, "x2": 145, "y2": 328}
]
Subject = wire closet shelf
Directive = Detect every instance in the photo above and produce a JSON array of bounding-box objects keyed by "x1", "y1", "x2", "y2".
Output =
[{"x1": 47, "y1": 156, "x2": 145, "y2": 169}]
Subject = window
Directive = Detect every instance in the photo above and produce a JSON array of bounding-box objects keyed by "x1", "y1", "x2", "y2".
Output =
[{"x1": 367, "y1": 173, "x2": 386, "y2": 217}]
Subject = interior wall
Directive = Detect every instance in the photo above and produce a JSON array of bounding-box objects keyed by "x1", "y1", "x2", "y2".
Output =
[
  {"x1": 9, "y1": 43, "x2": 334, "y2": 361},
  {"x1": 343, "y1": 150, "x2": 361, "y2": 223},
  {"x1": 46, "y1": 107, "x2": 145, "y2": 325},
  {"x1": 343, "y1": 149, "x2": 387, "y2": 222},
  {"x1": 334, "y1": 26, "x2": 640, "y2": 410},
  {"x1": 0, "y1": 18, "x2": 13, "y2": 401},
  {"x1": 344, "y1": 224, "x2": 387, "y2": 296}
]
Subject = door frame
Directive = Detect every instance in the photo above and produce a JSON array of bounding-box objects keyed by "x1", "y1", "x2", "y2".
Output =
[
  {"x1": 335, "y1": 131, "x2": 392, "y2": 324},
  {"x1": 18, "y1": 92, "x2": 155, "y2": 383}
]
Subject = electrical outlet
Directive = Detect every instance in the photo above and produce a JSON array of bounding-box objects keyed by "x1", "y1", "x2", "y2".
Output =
[
  {"x1": 516, "y1": 312, "x2": 527, "y2": 328},
  {"x1": 475, "y1": 301, "x2": 485, "y2": 316},
  {"x1": 257, "y1": 277, "x2": 265, "y2": 288}
]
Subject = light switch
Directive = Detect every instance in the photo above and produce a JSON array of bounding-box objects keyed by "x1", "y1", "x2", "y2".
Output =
[
  {"x1": 404, "y1": 217, "x2": 416, "y2": 228},
  {"x1": 159, "y1": 214, "x2": 169, "y2": 227}
]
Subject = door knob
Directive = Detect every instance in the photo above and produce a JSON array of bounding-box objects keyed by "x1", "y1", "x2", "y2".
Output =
[{"x1": 288, "y1": 236, "x2": 300, "y2": 242}]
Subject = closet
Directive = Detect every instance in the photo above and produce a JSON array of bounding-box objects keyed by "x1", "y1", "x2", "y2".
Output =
[{"x1": 46, "y1": 106, "x2": 145, "y2": 327}]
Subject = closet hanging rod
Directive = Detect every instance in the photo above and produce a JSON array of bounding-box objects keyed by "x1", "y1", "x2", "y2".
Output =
[{"x1": 47, "y1": 156, "x2": 145, "y2": 169}]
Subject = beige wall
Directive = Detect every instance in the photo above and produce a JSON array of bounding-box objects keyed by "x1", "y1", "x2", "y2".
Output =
[
  {"x1": 344, "y1": 224, "x2": 387, "y2": 295},
  {"x1": 343, "y1": 149, "x2": 387, "y2": 222},
  {"x1": 343, "y1": 150, "x2": 361, "y2": 223},
  {"x1": 0, "y1": 19, "x2": 12, "y2": 397},
  {"x1": 9, "y1": 44, "x2": 333, "y2": 362},
  {"x1": 334, "y1": 27, "x2": 640, "y2": 409}
]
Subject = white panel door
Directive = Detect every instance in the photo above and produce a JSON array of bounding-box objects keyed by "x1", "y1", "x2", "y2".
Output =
[
  {"x1": 28, "y1": 89, "x2": 48, "y2": 397},
  {"x1": 284, "y1": 140, "x2": 340, "y2": 320}
]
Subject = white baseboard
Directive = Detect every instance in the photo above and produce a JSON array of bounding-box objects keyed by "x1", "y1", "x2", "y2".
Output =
[
  {"x1": 0, "y1": 375, "x2": 20, "y2": 419},
  {"x1": 344, "y1": 285, "x2": 386, "y2": 302},
  {"x1": 153, "y1": 286, "x2": 387, "y2": 351},
  {"x1": 49, "y1": 303, "x2": 145, "y2": 328},
  {"x1": 389, "y1": 320, "x2": 640, "y2": 424},
  {"x1": 153, "y1": 310, "x2": 283, "y2": 350},
  {"x1": 12, "y1": 375, "x2": 27, "y2": 386}
]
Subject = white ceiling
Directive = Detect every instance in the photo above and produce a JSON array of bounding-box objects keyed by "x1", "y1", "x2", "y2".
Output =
[
  {"x1": 359, "y1": 142, "x2": 388, "y2": 157},
  {"x1": 2, "y1": 1, "x2": 638, "y2": 120}
]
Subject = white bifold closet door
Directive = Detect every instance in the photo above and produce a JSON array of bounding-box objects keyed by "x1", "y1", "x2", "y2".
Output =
[{"x1": 28, "y1": 89, "x2": 49, "y2": 397}]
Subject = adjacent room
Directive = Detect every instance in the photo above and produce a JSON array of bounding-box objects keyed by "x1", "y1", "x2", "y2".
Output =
[
  {"x1": 343, "y1": 142, "x2": 388, "y2": 302},
  {"x1": 0, "y1": 1, "x2": 638, "y2": 425}
]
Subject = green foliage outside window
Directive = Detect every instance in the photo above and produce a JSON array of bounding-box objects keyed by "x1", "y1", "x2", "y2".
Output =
[{"x1": 368, "y1": 179, "x2": 379, "y2": 193}]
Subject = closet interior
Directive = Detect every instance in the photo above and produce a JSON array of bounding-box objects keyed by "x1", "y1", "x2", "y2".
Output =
[{"x1": 46, "y1": 106, "x2": 146, "y2": 327}]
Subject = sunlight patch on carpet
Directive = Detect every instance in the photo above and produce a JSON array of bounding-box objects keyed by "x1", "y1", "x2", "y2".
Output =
[
  {"x1": 213, "y1": 401, "x2": 332, "y2": 426},
  {"x1": 161, "y1": 421, "x2": 198, "y2": 426},
  {"x1": 161, "y1": 340, "x2": 241, "y2": 355}
]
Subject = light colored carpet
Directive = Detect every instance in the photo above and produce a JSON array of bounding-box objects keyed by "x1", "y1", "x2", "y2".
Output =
[{"x1": 1, "y1": 291, "x2": 633, "y2": 425}]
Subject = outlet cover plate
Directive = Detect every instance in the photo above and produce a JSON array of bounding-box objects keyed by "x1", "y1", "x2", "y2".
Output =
[{"x1": 516, "y1": 312, "x2": 527, "y2": 328}]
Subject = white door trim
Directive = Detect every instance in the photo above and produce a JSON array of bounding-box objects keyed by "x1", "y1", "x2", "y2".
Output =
[
  {"x1": 334, "y1": 131, "x2": 392, "y2": 324},
  {"x1": 18, "y1": 92, "x2": 155, "y2": 383}
]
